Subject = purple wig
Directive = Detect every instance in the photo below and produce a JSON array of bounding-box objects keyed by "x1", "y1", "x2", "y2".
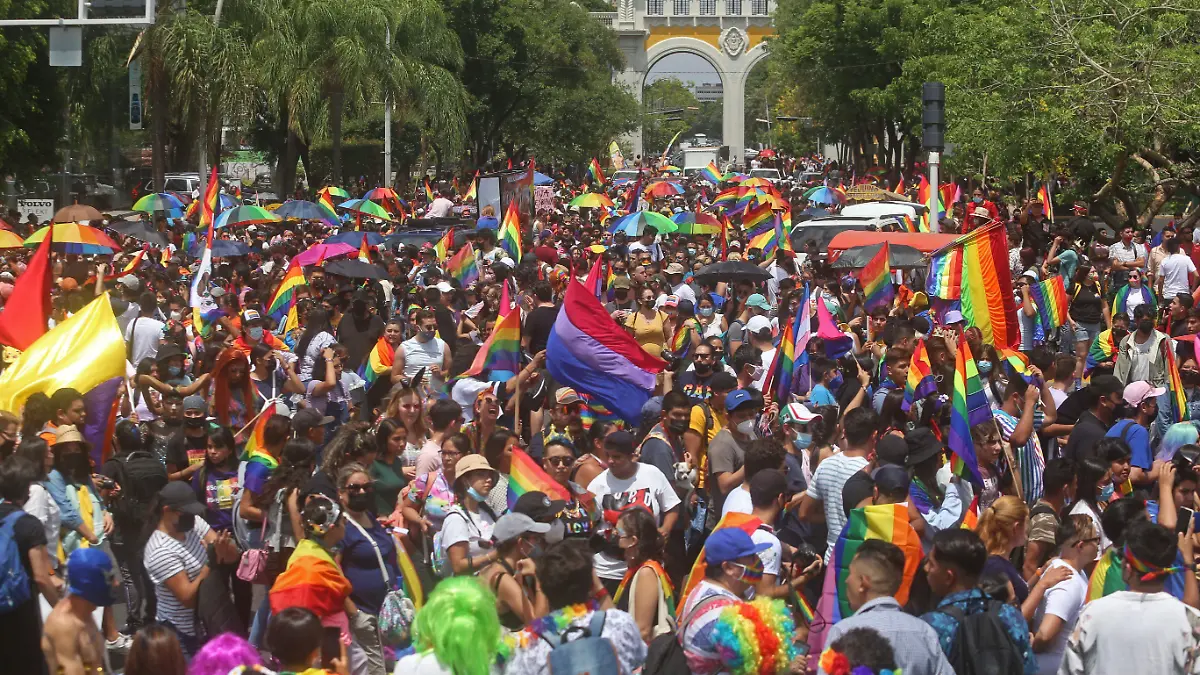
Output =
[{"x1": 188, "y1": 633, "x2": 262, "y2": 675}]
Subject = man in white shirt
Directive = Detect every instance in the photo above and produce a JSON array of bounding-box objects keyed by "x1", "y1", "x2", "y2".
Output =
[
  {"x1": 1108, "y1": 225, "x2": 1147, "y2": 287},
  {"x1": 426, "y1": 190, "x2": 455, "y2": 218},
  {"x1": 1156, "y1": 237, "x2": 1196, "y2": 299},
  {"x1": 125, "y1": 291, "x2": 166, "y2": 364},
  {"x1": 665, "y1": 262, "x2": 697, "y2": 305},
  {"x1": 1028, "y1": 513, "x2": 1098, "y2": 674}
]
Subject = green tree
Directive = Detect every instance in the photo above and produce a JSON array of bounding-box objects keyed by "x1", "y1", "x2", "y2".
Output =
[{"x1": 0, "y1": 0, "x2": 67, "y2": 184}]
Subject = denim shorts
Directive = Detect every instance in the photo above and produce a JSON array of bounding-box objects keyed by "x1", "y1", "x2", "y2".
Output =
[{"x1": 1073, "y1": 320, "x2": 1103, "y2": 344}]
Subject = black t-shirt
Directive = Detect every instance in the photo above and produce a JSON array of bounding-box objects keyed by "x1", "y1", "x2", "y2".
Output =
[
  {"x1": 1063, "y1": 410, "x2": 1110, "y2": 463},
  {"x1": 434, "y1": 307, "x2": 457, "y2": 356},
  {"x1": 525, "y1": 305, "x2": 559, "y2": 355},
  {"x1": 841, "y1": 470, "x2": 875, "y2": 517},
  {"x1": 337, "y1": 313, "x2": 385, "y2": 373},
  {"x1": 165, "y1": 431, "x2": 209, "y2": 474},
  {"x1": 676, "y1": 370, "x2": 715, "y2": 402},
  {"x1": 1070, "y1": 284, "x2": 1103, "y2": 324}
]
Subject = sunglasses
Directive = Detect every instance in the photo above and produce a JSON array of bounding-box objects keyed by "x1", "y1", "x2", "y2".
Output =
[
  {"x1": 344, "y1": 483, "x2": 372, "y2": 493},
  {"x1": 545, "y1": 456, "x2": 573, "y2": 467}
]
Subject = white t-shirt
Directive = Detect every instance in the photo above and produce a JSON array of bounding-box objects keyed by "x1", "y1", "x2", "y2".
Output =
[
  {"x1": 1069, "y1": 500, "x2": 1108, "y2": 559},
  {"x1": 672, "y1": 282, "x2": 697, "y2": 305},
  {"x1": 427, "y1": 197, "x2": 455, "y2": 218},
  {"x1": 438, "y1": 504, "x2": 496, "y2": 563},
  {"x1": 751, "y1": 527, "x2": 782, "y2": 578},
  {"x1": 125, "y1": 315, "x2": 166, "y2": 364},
  {"x1": 807, "y1": 452, "x2": 871, "y2": 561},
  {"x1": 144, "y1": 518, "x2": 212, "y2": 636},
  {"x1": 754, "y1": 347, "x2": 777, "y2": 390},
  {"x1": 1061, "y1": 591, "x2": 1200, "y2": 675},
  {"x1": 503, "y1": 608, "x2": 647, "y2": 675},
  {"x1": 1158, "y1": 253, "x2": 1196, "y2": 298},
  {"x1": 720, "y1": 485, "x2": 752, "y2": 518},
  {"x1": 1033, "y1": 558, "x2": 1088, "y2": 674},
  {"x1": 587, "y1": 464, "x2": 681, "y2": 579},
  {"x1": 401, "y1": 336, "x2": 448, "y2": 391}
]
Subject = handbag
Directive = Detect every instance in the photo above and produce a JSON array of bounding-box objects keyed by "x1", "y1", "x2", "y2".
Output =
[
  {"x1": 346, "y1": 515, "x2": 415, "y2": 646},
  {"x1": 236, "y1": 489, "x2": 285, "y2": 584}
]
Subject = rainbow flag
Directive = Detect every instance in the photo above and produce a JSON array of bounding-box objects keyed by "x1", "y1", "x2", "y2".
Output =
[
  {"x1": 712, "y1": 187, "x2": 739, "y2": 211},
  {"x1": 579, "y1": 392, "x2": 623, "y2": 431},
  {"x1": 774, "y1": 212, "x2": 794, "y2": 258},
  {"x1": 960, "y1": 495, "x2": 980, "y2": 530},
  {"x1": 1086, "y1": 329, "x2": 1118, "y2": 375},
  {"x1": 588, "y1": 158, "x2": 606, "y2": 186},
  {"x1": 895, "y1": 175, "x2": 905, "y2": 194},
  {"x1": 464, "y1": 172, "x2": 478, "y2": 201},
  {"x1": 237, "y1": 409, "x2": 279, "y2": 494},
  {"x1": 358, "y1": 237, "x2": 371, "y2": 263},
  {"x1": 747, "y1": 220, "x2": 777, "y2": 255},
  {"x1": 159, "y1": 247, "x2": 170, "y2": 268},
  {"x1": 423, "y1": 179, "x2": 435, "y2": 202},
  {"x1": 1029, "y1": 275, "x2": 1069, "y2": 333},
  {"x1": 742, "y1": 200, "x2": 773, "y2": 232},
  {"x1": 772, "y1": 286, "x2": 808, "y2": 400},
  {"x1": 1165, "y1": 341, "x2": 1190, "y2": 423},
  {"x1": 199, "y1": 165, "x2": 220, "y2": 239},
  {"x1": 1038, "y1": 182, "x2": 1054, "y2": 222},
  {"x1": 948, "y1": 340, "x2": 991, "y2": 486},
  {"x1": 446, "y1": 242, "x2": 479, "y2": 287},
  {"x1": 269, "y1": 539, "x2": 353, "y2": 618},
  {"x1": 266, "y1": 263, "x2": 305, "y2": 321},
  {"x1": 700, "y1": 161, "x2": 722, "y2": 185},
  {"x1": 358, "y1": 337, "x2": 394, "y2": 389},
  {"x1": 1087, "y1": 548, "x2": 1126, "y2": 602},
  {"x1": 498, "y1": 200, "x2": 523, "y2": 263},
  {"x1": 925, "y1": 247, "x2": 962, "y2": 299},
  {"x1": 902, "y1": 339, "x2": 937, "y2": 412},
  {"x1": 932, "y1": 222, "x2": 1019, "y2": 348},
  {"x1": 679, "y1": 513, "x2": 762, "y2": 618},
  {"x1": 507, "y1": 448, "x2": 572, "y2": 510},
  {"x1": 391, "y1": 533, "x2": 424, "y2": 609},
  {"x1": 859, "y1": 242, "x2": 894, "y2": 310},
  {"x1": 809, "y1": 504, "x2": 923, "y2": 653},
  {"x1": 433, "y1": 227, "x2": 454, "y2": 260},
  {"x1": 1112, "y1": 284, "x2": 1156, "y2": 318},
  {"x1": 461, "y1": 301, "x2": 520, "y2": 382}
]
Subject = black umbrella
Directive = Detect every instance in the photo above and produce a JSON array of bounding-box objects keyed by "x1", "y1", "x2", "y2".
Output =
[
  {"x1": 324, "y1": 258, "x2": 388, "y2": 279},
  {"x1": 106, "y1": 220, "x2": 169, "y2": 247},
  {"x1": 693, "y1": 260, "x2": 772, "y2": 283},
  {"x1": 830, "y1": 243, "x2": 926, "y2": 269}
]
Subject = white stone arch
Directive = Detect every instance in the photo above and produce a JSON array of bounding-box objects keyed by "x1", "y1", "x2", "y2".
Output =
[{"x1": 638, "y1": 39, "x2": 728, "y2": 162}]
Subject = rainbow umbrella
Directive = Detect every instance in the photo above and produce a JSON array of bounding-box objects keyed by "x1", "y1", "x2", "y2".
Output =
[
  {"x1": 319, "y1": 186, "x2": 351, "y2": 200},
  {"x1": 660, "y1": 165, "x2": 682, "y2": 174},
  {"x1": 362, "y1": 187, "x2": 403, "y2": 203},
  {"x1": 742, "y1": 177, "x2": 774, "y2": 189},
  {"x1": 805, "y1": 186, "x2": 846, "y2": 205},
  {"x1": 569, "y1": 193, "x2": 615, "y2": 209},
  {"x1": 671, "y1": 211, "x2": 723, "y2": 235},
  {"x1": 132, "y1": 193, "x2": 186, "y2": 215},
  {"x1": 644, "y1": 181, "x2": 685, "y2": 199},
  {"x1": 723, "y1": 172, "x2": 748, "y2": 183},
  {"x1": 25, "y1": 223, "x2": 119, "y2": 255},
  {"x1": 339, "y1": 199, "x2": 394, "y2": 221},
  {"x1": 0, "y1": 230, "x2": 24, "y2": 249},
  {"x1": 275, "y1": 200, "x2": 338, "y2": 223},
  {"x1": 214, "y1": 205, "x2": 282, "y2": 229},
  {"x1": 608, "y1": 210, "x2": 678, "y2": 236}
]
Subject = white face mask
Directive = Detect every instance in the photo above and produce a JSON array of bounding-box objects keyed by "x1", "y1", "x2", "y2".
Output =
[{"x1": 736, "y1": 419, "x2": 758, "y2": 439}]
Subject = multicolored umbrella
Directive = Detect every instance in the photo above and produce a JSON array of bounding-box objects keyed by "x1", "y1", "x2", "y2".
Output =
[
  {"x1": 805, "y1": 186, "x2": 846, "y2": 205},
  {"x1": 741, "y1": 177, "x2": 774, "y2": 189},
  {"x1": 132, "y1": 193, "x2": 186, "y2": 215},
  {"x1": 660, "y1": 165, "x2": 682, "y2": 173},
  {"x1": 214, "y1": 205, "x2": 282, "y2": 229},
  {"x1": 643, "y1": 181, "x2": 685, "y2": 199},
  {"x1": 339, "y1": 199, "x2": 394, "y2": 221},
  {"x1": 318, "y1": 186, "x2": 351, "y2": 200},
  {"x1": 608, "y1": 210, "x2": 678, "y2": 236},
  {"x1": 25, "y1": 223, "x2": 120, "y2": 255},
  {"x1": 275, "y1": 200, "x2": 338, "y2": 223},
  {"x1": 569, "y1": 193, "x2": 615, "y2": 209},
  {"x1": 671, "y1": 211, "x2": 723, "y2": 235},
  {"x1": 0, "y1": 230, "x2": 25, "y2": 249},
  {"x1": 723, "y1": 172, "x2": 749, "y2": 183}
]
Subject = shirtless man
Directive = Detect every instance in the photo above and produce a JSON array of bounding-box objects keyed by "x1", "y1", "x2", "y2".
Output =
[{"x1": 42, "y1": 548, "x2": 119, "y2": 675}]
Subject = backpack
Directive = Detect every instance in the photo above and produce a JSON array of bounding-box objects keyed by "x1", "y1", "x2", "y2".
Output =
[
  {"x1": 644, "y1": 595, "x2": 735, "y2": 675},
  {"x1": 937, "y1": 601, "x2": 1025, "y2": 675},
  {"x1": 111, "y1": 451, "x2": 168, "y2": 536},
  {"x1": 535, "y1": 610, "x2": 620, "y2": 675},
  {"x1": 0, "y1": 510, "x2": 32, "y2": 613},
  {"x1": 431, "y1": 502, "x2": 497, "y2": 578}
]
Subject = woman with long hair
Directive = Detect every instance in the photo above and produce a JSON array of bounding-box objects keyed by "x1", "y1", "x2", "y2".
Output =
[
  {"x1": 572, "y1": 421, "x2": 613, "y2": 490},
  {"x1": 46, "y1": 426, "x2": 107, "y2": 559},
  {"x1": 16, "y1": 437, "x2": 60, "y2": 569},
  {"x1": 1069, "y1": 455, "x2": 1113, "y2": 557},
  {"x1": 295, "y1": 307, "x2": 336, "y2": 383},
  {"x1": 124, "y1": 624, "x2": 186, "y2": 675},
  {"x1": 403, "y1": 433, "x2": 468, "y2": 545},
  {"x1": 613, "y1": 507, "x2": 675, "y2": 643},
  {"x1": 209, "y1": 347, "x2": 256, "y2": 428},
  {"x1": 976, "y1": 495, "x2": 1031, "y2": 604},
  {"x1": 385, "y1": 384, "x2": 428, "y2": 477},
  {"x1": 624, "y1": 285, "x2": 669, "y2": 358},
  {"x1": 396, "y1": 577, "x2": 501, "y2": 675},
  {"x1": 460, "y1": 388, "x2": 507, "y2": 455},
  {"x1": 802, "y1": 405, "x2": 840, "y2": 484},
  {"x1": 478, "y1": 512, "x2": 550, "y2": 631},
  {"x1": 254, "y1": 440, "x2": 316, "y2": 577},
  {"x1": 190, "y1": 425, "x2": 252, "y2": 626},
  {"x1": 370, "y1": 418, "x2": 409, "y2": 519},
  {"x1": 877, "y1": 388, "x2": 908, "y2": 438},
  {"x1": 1069, "y1": 264, "x2": 1110, "y2": 380}
]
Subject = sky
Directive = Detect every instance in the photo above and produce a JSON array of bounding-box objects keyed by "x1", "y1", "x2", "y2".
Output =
[{"x1": 645, "y1": 53, "x2": 722, "y2": 90}]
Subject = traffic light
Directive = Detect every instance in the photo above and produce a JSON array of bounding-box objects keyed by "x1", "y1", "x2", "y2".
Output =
[{"x1": 922, "y1": 82, "x2": 945, "y2": 152}]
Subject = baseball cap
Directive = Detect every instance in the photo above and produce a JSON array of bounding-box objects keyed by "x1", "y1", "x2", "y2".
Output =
[
  {"x1": 292, "y1": 407, "x2": 334, "y2": 433},
  {"x1": 780, "y1": 403, "x2": 819, "y2": 426},
  {"x1": 66, "y1": 548, "x2": 117, "y2": 607},
  {"x1": 661, "y1": 295, "x2": 679, "y2": 309},
  {"x1": 492, "y1": 512, "x2": 551, "y2": 544},
  {"x1": 555, "y1": 387, "x2": 582, "y2": 406},
  {"x1": 746, "y1": 293, "x2": 771, "y2": 311},
  {"x1": 603, "y1": 430, "x2": 636, "y2": 455},
  {"x1": 435, "y1": 281, "x2": 454, "y2": 293},
  {"x1": 159, "y1": 481, "x2": 205, "y2": 516},
  {"x1": 116, "y1": 276, "x2": 140, "y2": 290},
  {"x1": 242, "y1": 308, "x2": 262, "y2": 324},
  {"x1": 665, "y1": 262, "x2": 686, "y2": 275},
  {"x1": 1020, "y1": 268, "x2": 1040, "y2": 282},
  {"x1": 512, "y1": 491, "x2": 566, "y2": 522},
  {"x1": 725, "y1": 389, "x2": 758, "y2": 413},
  {"x1": 1124, "y1": 381, "x2": 1166, "y2": 407},
  {"x1": 611, "y1": 276, "x2": 632, "y2": 289},
  {"x1": 746, "y1": 315, "x2": 772, "y2": 334},
  {"x1": 875, "y1": 434, "x2": 909, "y2": 467},
  {"x1": 705, "y1": 527, "x2": 772, "y2": 564},
  {"x1": 183, "y1": 395, "x2": 207, "y2": 413},
  {"x1": 943, "y1": 309, "x2": 964, "y2": 324},
  {"x1": 872, "y1": 465, "x2": 911, "y2": 496}
]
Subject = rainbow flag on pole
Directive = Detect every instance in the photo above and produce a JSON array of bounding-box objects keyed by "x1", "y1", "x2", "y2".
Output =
[
  {"x1": 902, "y1": 339, "x2": 937, "y2": 412},
  {"x1": 446, "y1": 242, "x2": 479, "y2": 287},
  {"x1": 423, "y1": 179, "x2": 435, "y2": 202},
  {"x1": 1038, "y1": 182, "x2": 1054, "y2": 223},
  {"x1": 464, "y1": 172, "x2": 478, "y2": 201},
  {"x1": 859, "y1": 242, "x2": 894, "y2": 310},
  {"x1": 742, "y1": 200, "x2": 773, "y2": 232},
  {"x1": 925, "y1": 247, "x2": 963, "y2": 299},
  {"x1": 199, "y1": 165, "x2": 220, "y2": 236},
  {"x1": 498, "y1": 200, "x2": 523, "y2": 263},
  {"x1": 461, "y1": 301, "x2": 521, "y2": 382},
  {"x1": 700, "y1": 161, "x2": 722, "y2": 186},
  {"x1": 433, "y1": 227, "x2": 454, "y2": 260},
  {"x1": 1165, "y1": 340, "x2": 1190, "y2": 423},
  {"x1": 1028, "y1": 275, "x2": 1069, "y2": 333},
  {"x1": 930, "y1": 222, "x2": 1020, "y2": 348},
  {"x1": 266, "y1": 264, "x2": 305, "y2": 321},
  {"x1": 747, "y1": 220, "x2": 777, "y2": 255},
  {"x1": 948, "y1": 340, "x2": 992, "y2": 486},
  {"x1": 588, "y1": 158, "x2": 606, "y2": 186},
  {"x1": 507, "y1": 448, "x2": 572, "y2": 510}
]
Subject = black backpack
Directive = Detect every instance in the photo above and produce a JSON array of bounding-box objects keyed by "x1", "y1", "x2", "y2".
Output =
[
  {"x1": 111, "y1": 451, "x2": 169, "y2": 535},
  {"x1": 937, "y1": 601, "x2": 1025, "y2": 675}
]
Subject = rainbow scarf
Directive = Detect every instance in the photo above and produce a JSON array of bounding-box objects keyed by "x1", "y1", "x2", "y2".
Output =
[
  {"x1": 902, "y1": 339, "x2": 937, "y2": 412},
  {"x1": 809, "y1": 504, "x2": 923, "y2": 653},
  {"x1": 1029, "y1": 275, "x2": 1069, "y2": 333},
  {"x1": 506, "y1": 447, "x2": 571, "y2": 510},
  {"x1": 267, "y1": 263, "x2": 305, "y2": 321},
  {"x1": 269, "y1": 538, "x2": 353, "y2": 618},
  {"x1": 446, "y1": 242, "x2": 480, "y2": 287},
  {"x1": 948, "y1": 340, "x2": 991, "y2": 486},
  {"x1": 358, "y1": 337, "x2": 395, "y2": 389},
  {"x1": 613, "y1": 560, "x2": 676, "y2": 617},
  {"x1": 859, "y1": 242, "x2": 894, "y2": 310},
  {"x1": 1112, "y1": 284, "x2": 1156, "y2": 318}
]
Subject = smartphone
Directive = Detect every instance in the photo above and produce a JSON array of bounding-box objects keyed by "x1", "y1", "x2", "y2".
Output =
[
  {"x1": 321, "y1": 626, "x2": 341, "y2": 669},
  {"x1": 1177, "y1": 506, "x2": 1195, "y2": 535}
]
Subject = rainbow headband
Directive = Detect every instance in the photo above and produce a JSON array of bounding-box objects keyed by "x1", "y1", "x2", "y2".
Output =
[
  {"x1": 1123, "y1": 544, "x2": 1187, "y2": 582},
  {"x1": 819, "y1": 647, "x2": 904, "y2": 675}
]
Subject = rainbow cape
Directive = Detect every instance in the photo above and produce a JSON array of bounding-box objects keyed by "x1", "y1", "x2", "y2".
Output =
[
  {"x1": 1086, "y1": 329, "x2": 1118, "y2": 375},
  {"x1": 460, "y1": 301, "x2": 521, "y2": 382},
  {"x1": 1165, "y1": 340, "x2": 1190, "y2": 423},
  {"x1": 499, "y1": 200, "x2": 523, "y2": 263},
  {"x1": 859, "y1": 242, "x2": 894, "y2": 310},
  {"x1": 1029, "y1": 275, "x2": 1069, "y2": 333},
  {"x1": 446, "y1": 242, "x2": 479, "y2": 287},
  {"x1": 948, "y1": 340, "x2": 991, "y2": 487},
  {"x1": 433, "y1": 227, "x2": 454, "y2": 260},
  {"x1": 1087, "y1": 548, "x2": 1126, "y2": 602},
  {"x1": 930, "y1": 222, "x2": 1019, "y2": 348},
  {"x1": 902, "y1": 339, "x2": 937, "y2": 412},
  {"x1": 613, "y1": 560, "x2": 675, "y2": 617},
  {"x1": 678, "y1": 512, "x2": 762, "y2": 618},
  {"x1": 358, "y1": 337, "x2": 395, "y2": 389},
  {"x1": 1112, "y1": 284, "x2": 1156, "y2": 318},
  {"x1": 809, "y1": 504, "x2": 923, "y2": 653},
  {"x1": 700, "y1": 161, "x2": 722, "y2": 186},
  {"x1": 507, "y1": 447, "x2": 571, "y2": 510},
  {"x1": 269, "y1": 538, "x2": 353, "y2": 618},
  {"x1": 266, "y1": 263, "x2": 305, "y2": 321},
  {"x1": 588, "y1": 158, "x2": 606, "y2": 186}
]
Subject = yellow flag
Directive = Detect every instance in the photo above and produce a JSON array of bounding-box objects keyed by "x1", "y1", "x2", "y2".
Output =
[{"x1": 0, "y1": 292, "x2": 126, "y2": 412}]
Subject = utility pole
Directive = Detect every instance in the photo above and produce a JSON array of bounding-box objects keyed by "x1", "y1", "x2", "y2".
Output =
[
  {"x1": 922, "y1": 82, "x2": 945, "y2": 233},
  {"x1": 383, "y1": 24, "x2": 392, "y2": 189}
]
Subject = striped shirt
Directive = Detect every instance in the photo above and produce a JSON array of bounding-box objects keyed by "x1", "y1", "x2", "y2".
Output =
[
  {"x1": 144, "y1": 518, "x2": 211, "y2": 637},
  {"x1": 807, "y1": 452, "x2": 870, "y2": 562},
  {"x1": 679, "y1": 580, "x2": 739, "y2": 674},
  {"x1": 994, "y1": 408, "x2": 1045, "y2": 506}
]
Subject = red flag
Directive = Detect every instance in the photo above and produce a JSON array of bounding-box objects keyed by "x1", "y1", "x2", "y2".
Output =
[{"x1": 0, "y1": 224, "x2": 53, "y2": 349}]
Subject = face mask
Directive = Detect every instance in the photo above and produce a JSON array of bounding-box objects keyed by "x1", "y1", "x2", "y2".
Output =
[
  {"x1": 347, "y1": 492, "x2": 373, "y2": 512},
  {"x1": 700, "y1": 307, "x2": 714, "y2": 317},
  {"x1": 793, "y1": 433, "x2": 812, "y2": 450},
  {"x1": 419, "y1": 329, "x2": 436, "y2": 342},
  {"x1": 467, "y1": 486, "x2": 489, "y2": 501},
  {"x1": 521, "y1": 540, "x2": 544, "y2": 558},
  {"x1": 247, "y1": 326, "x2": 264, "y2": 341},
  {"x1": 1098, "y1": 483, "x2": 1115, "y2": 502},
  {"x1": 167, "y1": 366, "x2": 182, "y2": 378},
  {"x1": 733, "y1": 558, "x2": 765, "y2": 585},
  {"x1": 1138, "y1": 319, "x2": 1154, "y2": 333},
  {"x1": 667, "y1": 418, "x2": 689, "y2": 435},
  {"x1": 736, "y1": 419, "x2": 757, "y2": 439},
  {"x1": 1113, "y1": 328, "x2": 1130, "y2": 343},
  {"x1": 748, "y1": 365, "x2": 764, "y2": 380},
  {"x1": 972, "y1": 196, "x2": 983, "y2": 204},
  {"x1": 829, "y1": 373, "x2": 844, "y2": 390},
  {"x1": 176, "y1": 512, "x2": 196, "y2": 532},
  {"x1": 688, "y1": 248, "x2": 696, "y2": 256},
  {"x1": 977, "y1": 360, "x2": 993, "y2": 375},
  {"x1": 1183, "y1": 370, "x2": 1200, "y2": 385},
  {"x1": 185, "y1": 416, "x2": 205, "y2": 428},
  {"x1": 169, "y1": 310, "x2": 182, "y2": 321}
]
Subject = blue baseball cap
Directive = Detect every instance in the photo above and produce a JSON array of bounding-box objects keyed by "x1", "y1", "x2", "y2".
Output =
[
  {"x1": 725, "y1": 389, "x2": 755, "y2": 413},
  {"x1": 66, "y1": 548, "x2": 117, "y2": 607},
  {"x1": 706, "y1": 528, "x2": 772, "y2": 564}
]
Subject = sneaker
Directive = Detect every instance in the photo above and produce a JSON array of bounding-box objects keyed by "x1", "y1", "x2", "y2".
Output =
[{"x1": 106, "y1": 634, "x2": 133, "y2": 653}]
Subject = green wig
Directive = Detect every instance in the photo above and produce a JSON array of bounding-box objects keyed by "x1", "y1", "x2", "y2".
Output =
[{"x1": 410, "y1": 576, "x2": 501, "y2": 675}]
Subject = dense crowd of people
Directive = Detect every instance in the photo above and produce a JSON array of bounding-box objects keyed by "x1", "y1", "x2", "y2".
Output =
[{"x1": 3, "y1": 155, "x2": 1200, "y2": 675}]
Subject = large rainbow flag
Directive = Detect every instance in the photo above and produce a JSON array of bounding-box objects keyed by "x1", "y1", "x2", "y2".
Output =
[
  {"x1": 269, "y1": 538, "x2": 353, "y2": 618},
  {"x1": 446, "y1": 242, "x2": 479, "y2": 287},
  {"x1": 929, "y1": 222, "x2": 1019, "y2": 348},
  {"x1": 588, "y1": 158, "x2": 606, "y2": 186},
  {"x1": 902, "y1": 339, "x2": 937, "y2": 412},
  {"x1": 948, "y1": 340, "x2": 991, "y2": 486},
  {"x1": 809, "y1": 504, "x2": 923, "y2": 654},
  {"x1": 1029, "y1": 275, "x2": 1069, "y2": 333},
  {"x1": 925, "y1": 247, "x2": 963, "y2": 299},
  {"x1": 700, "y1": 161, "x2": 722, "y2": 186},
  {"x1": 198, "y1": 165, "x2": 220, "y2": 235},
  {"x1": 266, "y1": 263, "x2": 305, "y2": 321},
  {"x1": 507, "y1": 447, "x2": 571, "y2": 510},
  {"x1": 746, "y1": 220, "x2": 777, "y2": 255},
  {"x1": 859, "y1": 243, "x2": 894, "y2": 310},
  {"x1": 678, "y1": 512, "x2": 762, "y2": 618},
  {"x1": 358, "y1": 336, "x2": 395, "y2": 389},
  {"x1": 460, "y1": 301, "x2": 521, "y2": 382}
]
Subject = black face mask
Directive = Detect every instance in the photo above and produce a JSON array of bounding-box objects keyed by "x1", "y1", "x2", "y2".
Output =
[
  {"x1": 1138, "y1": 319, "x2": 1155, "y2": 333},
  {"x1": 667, "y1": 418, "x2": 689, "y2": 435},
  {"x1": 694, "y1": 362, "x2": 713, "y2": 375},
  {"x1": 347, "y1": 492, "x2": 373, "y2": 512},
  {"x1": 1184, "y1": 370, "x2": 1200, "y2": 386},
  {"x1": 184, "y1": 416, "x2": 206, "y2": 428},
  {"x1": 1113, "y1": 328, "x2": 1130, "y2": 343},
  {"x1": 176, "y1": 512, "x2": 196, "y2": 532}
]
